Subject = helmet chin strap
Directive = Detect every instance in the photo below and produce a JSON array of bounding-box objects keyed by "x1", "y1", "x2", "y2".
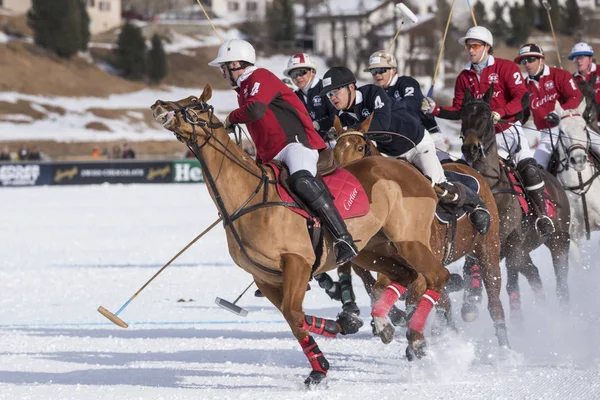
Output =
[
  {"x1": 384, "y1": 72, "x2": 394, "y2": 88},
  {"x1": 224, "y1": 62, "x2": 246, "y2": 87},
  {"x1": 344, "y1": 87, "x2": 353, "y2": 110},
  {"x1": 476, "y1": 49, "x2": 488, "y2": 65}
]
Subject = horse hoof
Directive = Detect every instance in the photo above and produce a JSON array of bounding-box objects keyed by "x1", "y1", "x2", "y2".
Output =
[
  {"x1": 494, "y1": 322, "x2": 510, "y2": 348},
  {"x1": 372, "y1": 316, "x2": 395, "y2": 344},
  {"x1": 342, "y1": 301, "x2": 361, "y2": 316},
  {"x1": 254, "y1": 289, "x2": 264, "y2": 298},
  {"x1": 445, "y1": 273, "x2": 464, "y2": 292},
  {"x1": 336, "y1": 310, "x2": 364, "y2": 335},
  {"x1": 405, "y1": 340, "x2": 427, "y2": 361},
  {"x1": 461, "y1": 302, "x2": 479, "y2": 322},
  {"x1": 388, "y1": 305, "x2": 408, "y2": 327},
  {"x1": 304, "y1": 371, "x2": 327, "y2": 389}
]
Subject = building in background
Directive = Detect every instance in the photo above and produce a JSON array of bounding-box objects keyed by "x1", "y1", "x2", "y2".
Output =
[
  {"x1": 210, "y1": 0, "x2": 272, "y2": 21},
  {"x1": 0, "y1": 0, "x2": 122, "y2": 34}
]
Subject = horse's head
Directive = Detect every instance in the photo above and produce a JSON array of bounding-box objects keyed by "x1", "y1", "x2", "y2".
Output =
[
  {"x1": 460, "y1": 86, "x2": 496, "y2": 163},
  {"x1": 576, "y1": 77, "x2": 599, "y2": 127},
  {"x1": 333, "y1": 114, "x2": 380, "y2": 166},
  {"x1": 555, "y1": 99, "x2": 589, "y2": 172},
  {"x1": 151, "y1": 84, "x2": 221, "y2": 147}
]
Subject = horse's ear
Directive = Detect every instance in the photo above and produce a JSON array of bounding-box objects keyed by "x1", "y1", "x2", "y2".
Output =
[
  {"x1": 462, "y1": 89, "x2": 472, "y2": 107},
  {"x1": 333, "y1": 115, "x2": 344, "y2": 135},
  {"x1": 200, "y1": 84, "x2": 213, "y2": 102},
  {"x1": 554, "y1": 100, "x2": 564, "y2": 115},
  {"x1": 577, "y1": 96, "x2": 587, "y2": 115},
  {"x1": 483, "y1": 83, "x2": 494, "y2": 104},
  {"x1": 359, "y1": 113, "x2": 374, "y2": 133}
]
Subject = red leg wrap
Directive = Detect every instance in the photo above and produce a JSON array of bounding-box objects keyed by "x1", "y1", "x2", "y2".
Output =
[
  {"x1": 302, "y1": 315, "x2": 339, "y2": 338},
  {"x1": 470, "y1": 265, "x2": 481, "y2": 289},
  {"x1": 371, "y1": 283, "x2": 407, "y2": 318},
  {"x1": 299, "y1": 335, "x2": 329, "y2": 374},
  {"x1": 408, "y1": 289, "x2": 440, "y2": 333}
]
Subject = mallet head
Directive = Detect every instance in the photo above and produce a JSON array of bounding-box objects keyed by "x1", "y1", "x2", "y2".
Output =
[
  {"x1": 215, "y1": 297, "x2": 249, "y2": 317},
  {"x1": 98, "y1": 306, "x2": 129, "y2": 328},
  {"x1": 396, "y1": 3, "x2": 418, "y2": 24}
]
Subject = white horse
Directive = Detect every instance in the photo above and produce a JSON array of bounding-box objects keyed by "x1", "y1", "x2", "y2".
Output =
[{"x1": 553, "y1": 99, "x2": 600, "y2": 264}]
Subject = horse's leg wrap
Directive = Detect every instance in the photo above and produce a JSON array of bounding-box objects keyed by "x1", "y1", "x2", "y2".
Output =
[
  {"x1": 303, "y1": 315, "x2": 341, "y2": 338},
  {"x1": 299, "y1": 335, "x2": 329, "y2": 374},
  {"x1": 408, "y1": 289, "x2": 441, "y2": 333},
  {"x1": 371, "y1": 283, "x2": 407, "y2": 318},
  {"x1": 314, "y1": 273, "x2": 341, "y2": 301}
]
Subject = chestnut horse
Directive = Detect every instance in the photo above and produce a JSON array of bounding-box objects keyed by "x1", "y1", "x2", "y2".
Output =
[
  {"x1": 151, "y1": 85, "x2": 449, "y2": 387},
  {"x1": 460, "y1": 88, "x2": 571, "y2": 321},
  {"x1": 333, "y1": 123, "x2": 508, "y2": 348}
]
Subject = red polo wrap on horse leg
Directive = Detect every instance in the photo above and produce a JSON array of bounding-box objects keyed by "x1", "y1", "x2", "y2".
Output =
[
  {"x1": 302, "y1": 315, "x2": 340, "y2": 338},
  {"x1": 371, "y1": 283, "x2": 407, "y2": 318},
  {"x1": 299, "y1": 335, "x2": 329, "y2": 374},
  {"x1": 408, "y1": 289, "x2": 441, "y2": 333}
]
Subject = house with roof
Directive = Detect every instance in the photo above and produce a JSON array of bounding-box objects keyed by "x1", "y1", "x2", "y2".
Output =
[
  {"x1": 308, "y1": 0, "x2": 443, "y2": 87},
  {"x1": 0, "y1": 0, "x2": 122, "y2": 34}
]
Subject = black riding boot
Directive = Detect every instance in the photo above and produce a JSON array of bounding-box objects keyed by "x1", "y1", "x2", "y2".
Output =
[
  {"x1": 517, "y1": 158, "x2": 555, "y2": 237},
  {"x1": 436, "y1": 181, "x2": 491, "y2": 235},
  {"x1": 288, "y1": 170, "x2": 359, "y2": 265}
]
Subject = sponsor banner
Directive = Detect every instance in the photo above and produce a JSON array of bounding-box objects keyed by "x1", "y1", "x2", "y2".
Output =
[
  {"x1": 173, "y1": 159, "x2": 203, "y2": 183},
  {"x1": 0, "y1": 163, "x2": 52, "y2": 187},
  {"x1": 52, "y1": 161, "x2": 174, "y2": 185}
]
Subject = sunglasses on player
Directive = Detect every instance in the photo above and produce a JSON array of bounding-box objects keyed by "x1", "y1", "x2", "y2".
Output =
[
  {"x1": 520, "y1": 56, "x2": 540, "y2": 65},
  {"x1": 290, "y1": 69, "x2": 310, "y2": 79}
]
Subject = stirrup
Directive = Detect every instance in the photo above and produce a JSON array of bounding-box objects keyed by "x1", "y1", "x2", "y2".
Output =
[
  {"x1": 535, "y1": 215, "x2": 555, "y2": 237},
  {"x1": 333, "y1": 238, "x2": 358, "y2": 265}
]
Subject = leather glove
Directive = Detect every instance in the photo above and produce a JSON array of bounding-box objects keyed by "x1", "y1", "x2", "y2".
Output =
[
  {"x1": 312, "y1": 120, "x2": 321, "y2": 132},
  {"x1": 421, "y1": 97, "x2": 436, "y2": 114},
  {"x1": 491, "y1": 111, "x2": 501, "y2": 124},
  {"x1": 545, "y1": 112, "x2": 560, "y2": 127},
  {"x1": 224, "y1": 115, "x2": 235, "y2": 133}
]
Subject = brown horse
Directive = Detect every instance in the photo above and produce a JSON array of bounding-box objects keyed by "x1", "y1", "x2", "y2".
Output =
[
  {"x1": 151, "y1": 85, "x2": 449, "y2": 387},
  {"x1": 333, "y1": 123, "x2": 508, "y2": 348},
  {"x1": 460, "y1": 88, "x2": 571, "y2": 322}
]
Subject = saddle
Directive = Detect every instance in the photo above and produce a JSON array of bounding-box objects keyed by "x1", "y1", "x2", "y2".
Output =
[{"x1": 266, "y1": 148, "x2": 370, "y2": 220}]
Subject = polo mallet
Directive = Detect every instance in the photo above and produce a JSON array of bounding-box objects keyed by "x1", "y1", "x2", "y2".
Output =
[
  {"x1": 388, "y1": 3, "x2": 419, "y2": 53},
  {"x1": 467, "y1": 0, "x2": 477, "y2": 26},
  {"x1": 427, "y1": 0, "x2": 457, "y2": 97},
  {"x1": 542, "y1": 0, "x2": 562, "y2": 69},
  {"x1": 98, "y1": 217, "x2": 223, "y2": 328},
  {"x1": 215, "y1": 280, "x2": 254, "y2": 317},
  {"x1": 195, "y1": 0, "x2": 223, "y2": 42}
]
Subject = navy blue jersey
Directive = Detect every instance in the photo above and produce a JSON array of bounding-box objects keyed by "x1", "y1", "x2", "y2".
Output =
[
  {"x1": 337, "y1": 84, "x2": 424, "y2": 157},
  {"x1": 384, "y1": 75, "x2": 440, "y2": 133},
  {"x1": 294, "y1": 78, "x2": 338, "y2": 140}
]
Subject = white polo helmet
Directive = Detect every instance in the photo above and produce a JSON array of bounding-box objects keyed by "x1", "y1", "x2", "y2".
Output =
[
  {"x1": 363, "y1": 50, "x2": 397, "y2": 72},
  {"x1": 208, "y1": 39, "x2": 256, "y2": 67},
  {"x1": 568, "y1": 42, "x2": 594, "y2": 60},
  {"x1": 283, "y1": 53, "x2": 317, "y2": 77},
  {"x1": 458, "y1": 26, "x2": 493, "y2": 47}
]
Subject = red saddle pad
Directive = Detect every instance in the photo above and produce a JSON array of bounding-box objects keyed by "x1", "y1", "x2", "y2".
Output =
[
  {"x1": 266, "y1": 164, "x2": 370, "y2": 220},
  {"x1": 506, "y1": 168, "x2": 556, "y2": 219}
]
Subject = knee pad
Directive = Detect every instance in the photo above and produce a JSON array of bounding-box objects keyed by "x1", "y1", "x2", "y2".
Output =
[{"x1": 517, "y1": 158, "x2": 544, "y2": 189}]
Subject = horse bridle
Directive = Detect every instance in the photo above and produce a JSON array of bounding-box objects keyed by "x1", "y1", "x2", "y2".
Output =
[
  {"x1": 166, "y1": 99, "x2": 296, "y2": 276},
  {"x1": 336, "y1": 131, "x2": 373, "y2": 157},
  {"x1": 460, "y1": 100, "x2": 496, "y2": 161},
  {"x1": 553, "y1": 113, "x2": 590, "y2": 173}
]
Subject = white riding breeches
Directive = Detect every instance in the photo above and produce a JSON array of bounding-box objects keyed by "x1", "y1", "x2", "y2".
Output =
[
  {"x1": 272, "y1": 142, "x2": 319, "y2": 176},
  {"x1": 496, "y1": 122, "x2": 534, "y2": 164},
  {"x1": 430, "y1": 131, "x2": 450, "y2": 161},
  {"x1": 534, "y1": 127, "x2": 559, "y2": 170},
  {"x1": 399, "y1": 130, "x2": 447, "y2": 184}
]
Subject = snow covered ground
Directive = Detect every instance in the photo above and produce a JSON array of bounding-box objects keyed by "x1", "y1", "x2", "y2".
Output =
[{"x1": 0, "y1": 184, "x2": 599, "y2": 399}]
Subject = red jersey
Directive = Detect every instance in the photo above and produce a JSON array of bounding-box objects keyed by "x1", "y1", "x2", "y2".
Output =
[
  {"x1": 526, "y1": 65, "x2": 581, "y2": 130},
  {"x1": 573, "y1": 63, "x2": 600, "y2": 107},
  {"x1": 228, "y1": 67, "x2": 326, "y2": 162},
  {"x1": 432, "y1": 56, "x2": 528, "y2": 133}
]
